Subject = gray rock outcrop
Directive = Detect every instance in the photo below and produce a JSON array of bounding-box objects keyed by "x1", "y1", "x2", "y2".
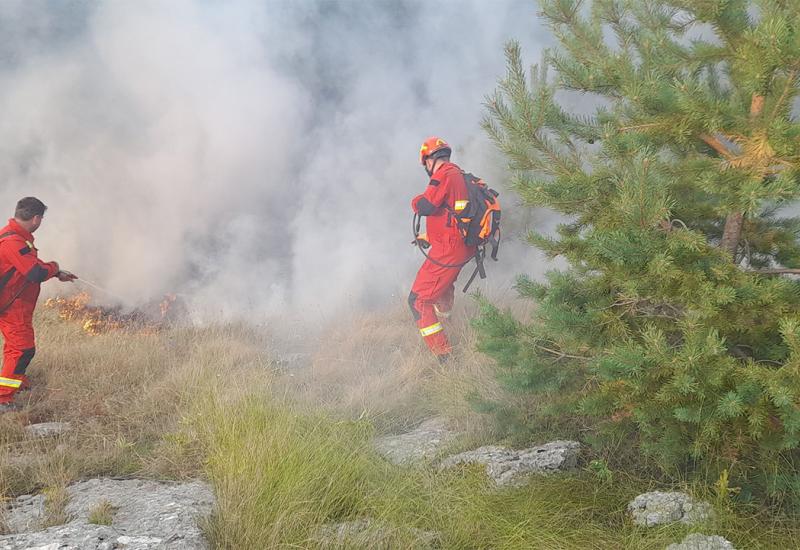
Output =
[
  {"x1": 666, "y1": 533, "x2": 736, "y2": 550},
  {"x1": 0, "y1": 478, "x2": 214, "y2": 550},
  {"x1": 373, "y1": 417, "x2": 459, "y2": 465},
  {"x1": 439, "y1": 440, "x2": 581, "y2": 487},
  {"x1": 4, "y1": 493, "x2": 45, "y2": 533},
  {"x1": 628, "y1": 491, "x2": 714, "y2": 527}
]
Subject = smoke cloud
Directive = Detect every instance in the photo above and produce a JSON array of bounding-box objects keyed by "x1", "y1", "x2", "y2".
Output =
[{"x1": 0, "y1": 0, "x2": 556, "y2": 322}]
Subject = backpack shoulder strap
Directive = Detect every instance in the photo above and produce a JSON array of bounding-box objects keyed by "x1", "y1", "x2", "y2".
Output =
[{"x1": 0, "y1": 231, "x2": 17, "y2": 241}]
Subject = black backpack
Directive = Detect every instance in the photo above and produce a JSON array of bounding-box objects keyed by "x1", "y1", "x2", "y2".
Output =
[{"x1": 450, "y1": 172, "x2": 501, "y2": 258}]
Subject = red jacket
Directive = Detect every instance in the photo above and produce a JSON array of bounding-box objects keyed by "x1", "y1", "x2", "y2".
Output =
[
  {"x1": 411, "y1": 161, "x2": 472, "y2": 248},
  {"x1": 0, "y1": 219, "x2": 58, "y2": 312}
]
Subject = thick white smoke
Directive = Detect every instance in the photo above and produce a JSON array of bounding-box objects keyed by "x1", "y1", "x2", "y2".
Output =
[{"x1": 0, "y1": 0, "x2": 556, "y2": 322}]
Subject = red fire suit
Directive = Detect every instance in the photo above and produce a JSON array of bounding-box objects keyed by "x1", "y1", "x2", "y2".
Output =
[
  {"x1": 409, "y1": 161, "x2": 476, "y2": 358},
  {"x1": 0, "y1": 219, "x2": 59, "y2": 403}
]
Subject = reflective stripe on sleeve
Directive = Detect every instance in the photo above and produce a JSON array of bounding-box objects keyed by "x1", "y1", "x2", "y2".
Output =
[
  {"x1": 454, "y1": 200, "x2": 468, "y2": 211},
  {"x1": 0, "y1": 377, "x2": 21, "y2": 388},
  {"x1": 419, "y1": 322, "x2": 443, "y2": 337}
]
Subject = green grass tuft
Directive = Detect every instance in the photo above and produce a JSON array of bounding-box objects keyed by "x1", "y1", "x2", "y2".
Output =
[
  {"x1": 196, "y1": 393, "x2": 800, "y2": 549},
  {"x1": 87, "y1": 499, "x2": 116, "y2": 525}
]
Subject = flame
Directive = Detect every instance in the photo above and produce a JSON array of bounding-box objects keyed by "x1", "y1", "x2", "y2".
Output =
[
  {"x1": 45, "y1": 293, "x2": 125, "y2": 334},
  {"x1": 44, "y1": 291, "x2": 183, "y2": 335},
  {"x1": 160, "y1": 293, "x2": 177, "y2": 319}
]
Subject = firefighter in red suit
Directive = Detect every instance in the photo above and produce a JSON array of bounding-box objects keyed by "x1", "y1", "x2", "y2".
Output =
[
  {"x1": 409, "y1": 137, "x2": 476, "y2": 362},
  {"x1": 0, "y1": 197, "x2": 75, "y2": 411}
]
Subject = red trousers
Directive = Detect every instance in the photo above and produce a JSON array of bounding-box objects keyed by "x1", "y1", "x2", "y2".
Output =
[
  {"x1": 409, "y1": 238, "x2": 475, "y2": 357},
  {"x1": 0, "y1": 302, "x2": 36, "y2": 404}
]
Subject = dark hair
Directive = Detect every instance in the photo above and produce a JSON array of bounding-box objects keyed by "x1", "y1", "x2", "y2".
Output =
[
  {"x1": 429, "y1": 147, "x2": 452, "y2": 161},
  {"x1": 15, "y1": 197, "x2": 47, "y2": 221},
  {"x1": 430, "y1": 148, "x2": 451, "y2": 162}
]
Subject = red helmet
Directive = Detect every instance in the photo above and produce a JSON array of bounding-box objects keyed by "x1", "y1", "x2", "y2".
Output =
[{"x1": 419, "y1": 136, "x2": 451, "y2": 165}]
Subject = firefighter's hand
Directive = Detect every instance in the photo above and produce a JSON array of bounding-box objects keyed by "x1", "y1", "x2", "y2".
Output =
[
  {"x1": 56, "y1": 270, "x2": 78, "y2": 282},
  {"x1": 411, "y1": 237, "x2": 431, "y2": 250}
]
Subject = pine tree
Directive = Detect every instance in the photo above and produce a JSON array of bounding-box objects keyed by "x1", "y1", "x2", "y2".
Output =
[{"x1": 478, "y1": 0, "x2": 800, "y2": 504}]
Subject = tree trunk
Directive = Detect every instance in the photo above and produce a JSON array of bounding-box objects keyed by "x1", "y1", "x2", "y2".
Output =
[
  {"x1": 720, "y1": 211, "x2": 743, "y2": 260},
  {"x1": 717, "y1": 95, "x2": 764, "y2": 262}
]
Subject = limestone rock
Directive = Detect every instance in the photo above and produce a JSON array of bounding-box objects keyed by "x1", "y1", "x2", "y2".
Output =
[
  {"x1": 25, "y1": 422, "x2": 71, "y2": 438},
  {"x1": 666, "y1": 533, "x2": 736, "y2": 550},
  {"x1": 440, "y1": 440, "x2": 580, "y2": 487},
  {"x1": 4, "y1": 493, "x2": 45, "y2": 533},
  {"x1": 0, "y1": 478, "x2": 214, "y2": 549},
  {"x1": 373, "y1": 417, "x2": 458, "y2": 465},
  {"x1": 627, "y1": 491, "x2": 714, "y2": 527}
]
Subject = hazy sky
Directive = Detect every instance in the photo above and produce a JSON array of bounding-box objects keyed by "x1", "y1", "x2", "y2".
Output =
[{"x1": 0, "y1": 0, "x2": 557, "y2": 321}]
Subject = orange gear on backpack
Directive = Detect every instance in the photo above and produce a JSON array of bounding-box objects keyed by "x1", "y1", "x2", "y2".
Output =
[{"x1": 419, "y1": 137, "x2": 451, "y2": 165}]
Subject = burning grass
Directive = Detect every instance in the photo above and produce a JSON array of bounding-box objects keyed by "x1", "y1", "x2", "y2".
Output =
[{"x1": 44, "y1": 292, "x2": 186, "y2": 335}]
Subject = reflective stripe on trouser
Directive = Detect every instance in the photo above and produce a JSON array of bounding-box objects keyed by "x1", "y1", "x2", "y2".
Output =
[
  {"x1": 419, "y1": 322, "x2": 443, "y2": 337},
  {"x1": 0, "y1": 377, "x2": 21, "y2": 388},
  {"x1": 0, "y1": 346, "x2": 33, "y2": 403}
]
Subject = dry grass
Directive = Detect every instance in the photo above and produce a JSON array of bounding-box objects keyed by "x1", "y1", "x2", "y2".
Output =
[
  {"x1": 87, "y1": 499, "x2": 116, "y2": 525},
  {"x1": 41, "y1": 484, "x2": 70, "y2": 528},
  {"x1": 0, "y1": 510, "x2": 8, "y2": 536},
  {"x1": 1, "y1": 292, "x2": 523, "y2": 497},
  {"x1": 0, "y1": 299, "x2": 797, "y2": 548},
  {"x1": 290, "y1": 306, "x2": 433, "y2": 428},
  {"x1": 287, "y1": 300, "x2": 514, "y2": 438},
  {"x1": 0, "y1": 308, "x2": 276, "y2": 498}
]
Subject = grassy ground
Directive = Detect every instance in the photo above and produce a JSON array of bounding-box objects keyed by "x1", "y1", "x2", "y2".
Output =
[{"x1": 0, "y1": 302, "x2": 797, "y2": 548}]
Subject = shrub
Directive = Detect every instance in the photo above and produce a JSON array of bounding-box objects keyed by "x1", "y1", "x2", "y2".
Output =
[{"x1": 477, "y1": 0, "x2": 800, "y2": 506}]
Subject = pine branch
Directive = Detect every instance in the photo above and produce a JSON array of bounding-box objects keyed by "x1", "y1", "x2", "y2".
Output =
[
  {"x1": 619, "y1": 122, "x2": 670, "y2": 133},
  {"x1": 534, "y1": 342, "x2": 592, "y2": 361},
  {"x1": 699, "y1": 133, "x2": 735, "y2": 160}
]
